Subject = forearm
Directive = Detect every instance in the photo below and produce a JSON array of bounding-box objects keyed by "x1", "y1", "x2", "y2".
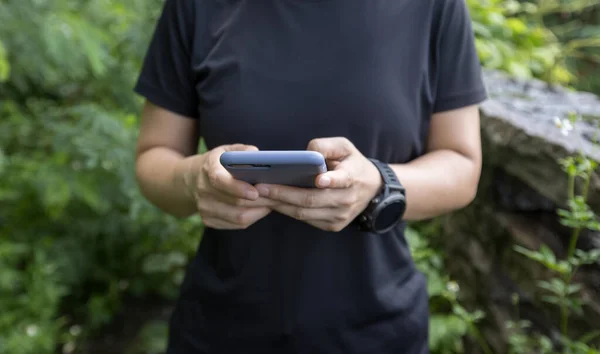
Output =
[
  {"x1": 391, "y1": 150, "x2": 481, "y2": 221},
  {"x1": 135, "y1": 147, "x2": 200, "y2": 218}
]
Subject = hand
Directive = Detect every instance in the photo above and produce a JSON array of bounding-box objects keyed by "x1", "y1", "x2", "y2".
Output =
[
  {"x1": 179, "y1": 144, "x2": 278, "y2": 230},
  {"x1": 256, "y1": 137, "x2": 383, "y2": 232}
]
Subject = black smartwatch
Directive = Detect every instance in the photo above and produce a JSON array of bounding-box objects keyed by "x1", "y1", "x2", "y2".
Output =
[{"x1": 357, "y1": 158, "x2": 406, "y2": 234}]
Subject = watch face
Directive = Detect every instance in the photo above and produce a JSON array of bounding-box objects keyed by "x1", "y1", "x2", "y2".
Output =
[{"x1": 374, "y1": 199, "x2": 405, "y2": 232}]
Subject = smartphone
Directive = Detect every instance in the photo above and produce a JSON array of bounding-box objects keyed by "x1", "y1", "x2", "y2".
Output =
[{"x1": 220, "y1": 150, "x2": 327, "y2": 188}]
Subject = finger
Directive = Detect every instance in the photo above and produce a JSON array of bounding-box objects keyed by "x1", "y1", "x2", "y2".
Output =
[
  {"x1": 221, "y1": 144, "x2": 259, "y2": 152},
  {"x1": 230, "y1": 206, "x2": 272, "y2": 226},
  {"x1": 216, "y1": 193, "x2": 280, "y2": 208},
  {"x1": 256, "y1": 184, "x2": 338, "y2": 208},
  {"x1": 271, "y1": 203, "x2": 336, "y2": 222},
  {"x1": 200, "y1": 199, "x2": 271, "y2": 227},
  {"x1": 202, "y1": 218, "x2": 244, "y2": 230},
  {"x1": 207, "y1": 168, "x2": 259, "y2": 200},
  {"x1": 307, "y1": 137, "x2": 354, "y2": 161},
  {"x1": 268, "y1": 205, "x2": 348, "y2": 232},
  {"x1": 209, "y1": 144, "x2": 260, "y2": 198},
  {"x1": 210, "y1": 143, "x2": 259, "y2": 157},
  {"x1": 205, "y1": 154, "x2": 259, "y2": 201},
  {"x1": 315, "y1": 168, "x2": 353, "y2": 189}
]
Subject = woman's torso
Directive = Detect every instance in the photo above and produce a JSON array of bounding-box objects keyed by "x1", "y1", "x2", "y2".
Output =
[{"x1": 170, "y1": 1, "x2": 437, "y2": 353}]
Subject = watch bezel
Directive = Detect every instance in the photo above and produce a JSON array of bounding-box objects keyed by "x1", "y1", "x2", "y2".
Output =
[{"x1": 369, "y1": 191, "x2": 406, "y2": 234}]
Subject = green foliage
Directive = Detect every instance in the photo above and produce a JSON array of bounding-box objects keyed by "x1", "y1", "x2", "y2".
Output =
[
  {"x1": 0, "y1": 0, "x2": 163, "y2": 109},
  {"x1": 0, "y1": 39, "x2": 9, "y2": 82},
  {"x1": 469, "y1": 0, "x2": 600, "y2": 87},
  {"x1": 507, "y1": 115, "x2": 600, "y2": 353},
  {"x1": 127, "y1": 320, "x2": 169, "y2": 354},
  {"x1": 543, "y1": 2, "x2": 600, "y2": 94},
  {"x1": 469, "y1": 0, "x2": 569, "y2": 82},
  {"x1": 406, "y1": 226, "x2": 490, "y2": 354},
  {"x1": 0, "y1": 0, "x2": 201, "y2": 353}
]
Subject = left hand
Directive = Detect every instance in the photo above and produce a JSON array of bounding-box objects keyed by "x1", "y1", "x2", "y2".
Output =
[{"x1": 256, "y1": 137, "x2": 383, "y2": 232}]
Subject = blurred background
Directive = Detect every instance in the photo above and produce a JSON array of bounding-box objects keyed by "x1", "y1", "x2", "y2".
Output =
[{"x1": 1, "y1": 0, "x2": 600, "y2": 353}]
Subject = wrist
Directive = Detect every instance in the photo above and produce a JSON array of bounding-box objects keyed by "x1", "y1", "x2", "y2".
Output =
[
  {"x1": 363, "y1": 160, "x2": 384, "y2": 202},
  {"x1": 173, "y1": 154, "x2": 203, "y2": 203}
]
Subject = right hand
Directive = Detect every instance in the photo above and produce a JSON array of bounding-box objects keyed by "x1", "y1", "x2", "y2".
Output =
[{"x1": 180, "y1": 144, "x2": 277, "y2": 229}]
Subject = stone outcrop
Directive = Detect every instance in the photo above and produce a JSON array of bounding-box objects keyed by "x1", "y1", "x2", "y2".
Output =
[{"x1": 436, "y1": 70, "x2": 600, "y2": 352}]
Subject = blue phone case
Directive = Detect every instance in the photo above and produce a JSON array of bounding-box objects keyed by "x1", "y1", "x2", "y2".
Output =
[{"x1": 220, "y1": 151, "x2": 327, "y2": 188}]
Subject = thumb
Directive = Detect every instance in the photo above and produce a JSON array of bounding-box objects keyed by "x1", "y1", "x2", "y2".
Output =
[
  {"x1": 221, "y1": 144, "x2": 259, "y2": 152},
  {"x1": 307, "y1": 137, "x2": 354, "y2": 161},
  {"x1": 315, "y1": 162, "x2": 353, "y2": 189}
]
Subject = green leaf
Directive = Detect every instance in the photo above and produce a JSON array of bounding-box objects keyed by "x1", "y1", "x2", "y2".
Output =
[
  {"x1": 0, "y1": 40, "x2": 10, "y2": 82},
  {"x1": 133, "y1": 320, "x2": 169, "y2": 354},
  {"x1": 538, "y1": 279, "x2": 563, "y2": 295},
  {"x1": 568, "y1": 283, "x2": 582, "y2": 295},
  {"x1": 142, "y1": 254, "x2": 169, "y2": 274},
  {"x1": 426, "y1": 269, "x2": 446, "y2": 297},
  {"x1": 539, "y1": 245, "x2": 556, "y2": 265},
  {"x1": 587, "y1": 221, "x2": 600, "y2": 232},
  {"x1": 472, "y1": 21, "x2": 493, "y2": 38},
  {"x1": 142, "y1": 252, "x2": 188, "y2": 275},
  {"x1": 555, "y1": 260, "x2": 572, "y2": 275},
  {"x1": 514, "y1": 245, "x2": 540, "y2": 260},
  {"x1": 539, "y1": 336, "x2": 553, "y2": 352},
  {"x1": 429, "y1": 315, "x2": 468, "y2": 351},
  {"x1": 588, "y1": 249, "x2": 600, "y2": 262},
  {"x1": 165, "y1": 252, "x2": 187, "y2": 268},
  {"x1": 579, "y1": 330, "x2": 600, "y2": 344},
  {"x1": 41, "y1": 174, "x2": 72, "y2": 219},
  {"x1": 507, "y1": 60, "x2": 533, "y2": 79},
  {"x1": 469, "y1": 309, "x2": 486, "y2": 323},
  {"x1": 541, "y1": 295, "x2": 563, "y2": 305},
  {"x1": 476, "y1": 39, "x2": 504, "y2": 68},
  {"x1": 0, "y1": 148, "x2": 6, "y2": 176},
  {"x1": 538, "y1": 278, "x2": 575, "y2": 297},
  {"x1": 506, "y1": 18, "x2": 528, "y2": 36}
]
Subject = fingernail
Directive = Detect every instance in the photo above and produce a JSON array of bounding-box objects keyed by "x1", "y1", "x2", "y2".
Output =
[
  {"x1": 246, "y1": 189, "x2": 259, "y2": 200},
  {"x1": 319, "y1": 176, "x2": 331, "y2": 187},
  {"x1": 256, "y1": 185, "x2": 270, "y2": 197}
]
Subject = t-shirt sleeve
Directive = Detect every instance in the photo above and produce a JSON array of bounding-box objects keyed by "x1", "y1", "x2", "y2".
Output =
[
  {"x1": 432, "y1": 0, "x2": 488, "y2": 113},
  {"x1": 134, "y1": 0, "x2": 200, "y2": 119}
]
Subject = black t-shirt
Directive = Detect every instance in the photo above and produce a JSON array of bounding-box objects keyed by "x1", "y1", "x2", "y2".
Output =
[{"x1": 135, "y1": 1, "x2": 487, "y2": 353}]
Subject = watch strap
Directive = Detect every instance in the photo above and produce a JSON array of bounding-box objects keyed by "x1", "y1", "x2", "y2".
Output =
[{"x1": 368, "y1": 158, "x2": 404, "y2": 192}]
